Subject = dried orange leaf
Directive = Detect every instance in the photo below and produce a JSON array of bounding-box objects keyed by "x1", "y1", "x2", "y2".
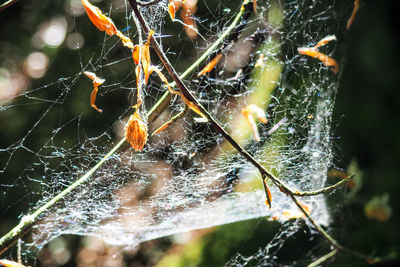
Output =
[
  {"x1": 241, "y1": 104, "x2": 268, "y2": 142},
  {"x1": 347, "y1": 0, "x2": 360, "y2": 30},
  {"x1": 83, "y1": 71, "x2": 105, "y2": 86},
  {"x1": 81, "y1": 0, "x2": 118, "y2": 36},
  {"x1": 182, "y1": 10, "x2": 198, "y2": 39},
  {"x1": 81, "y1": 0, "x2": 134, "y2": 49},
  {"x1": 0, "y1": 259, "x2": 28, "y2": 267},
  {"x1": 125, "y1": 111, "x2": 148, "y2": 151},
  {"x1": 298, "y1": 36, "x2": 339, "y2": 74},
  {"x1": 132, "y1": 30, "x2": 154, "y2": 85},
  {"x1": 168, "y1": 2, "x2": 176, "y2": 20},
  {"x1": 84, "y1": 71, "x2": 105, "y2": 113},
  {"x1": 298, "y1": 48, "x2": 339, "y2": 74},
  {"x1": 198, "y1": 54, "x2": 222, "y2": 76},
  {"x1": 253, "y1": 0, "x2": 257, "y2": 13},
  {"x1": 181, "y1": 0, "x2": 198, "y2": 39},
  {"x1": 116, "y1": 31, "x2": 134, "y2": 49},
  {"x1": 132, "y1": 45, "x2": 140, "y2": 65},
  {"x1": 142, "y1": 30, "x2": 154, "y2": 84}
]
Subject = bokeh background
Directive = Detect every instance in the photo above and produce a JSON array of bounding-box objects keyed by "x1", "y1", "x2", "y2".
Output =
[{"x1": 0, "y1": 0, "x2": 399, "y2": 266}]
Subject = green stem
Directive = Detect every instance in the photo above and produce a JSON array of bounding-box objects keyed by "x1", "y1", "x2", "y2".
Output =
[
  {"x1": 307, "y1": 249, "x2": 338, "y2": 267},
  {"x1": 292, "y1": 175, "x2": 355, "y2": 197}
]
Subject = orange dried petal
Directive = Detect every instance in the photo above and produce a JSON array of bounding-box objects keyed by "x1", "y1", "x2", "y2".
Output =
[
  {"x1": 125, "y1": 111, "x2": 148, "y2": 151},
  {"x1": 81, "y1": 0, "x2": 118, "y2": 36},
  {"x1": 198, "y1": 54, "x2": 222, "y2": 76}
]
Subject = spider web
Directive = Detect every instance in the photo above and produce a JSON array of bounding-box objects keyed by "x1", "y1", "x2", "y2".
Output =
[{"x1": 0, "y1": 0, "x2": 351, "y2": 264}]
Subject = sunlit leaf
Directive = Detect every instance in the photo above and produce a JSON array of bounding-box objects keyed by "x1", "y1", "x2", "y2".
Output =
[
  {"x1": 132, "y1": 30, "x2": 154, "y2": 85},
  {"x1": 132, "y1": 45, "x2": 140, "y2": 65},
  {"x1": 116, "y1": 32, "x2": 134, "y2": 49},
  {"x1": 181, "y1": 7, "x2": 198, "y2": 39},
  {"x1": 81, "y1": 0, "x2": 134, "y2": 49},
  {"x1": 198, "y1": 54, "x2": 222, "y2": 76},
  {"x1": 81, "y1": 0, "x2": 118, "y2": 36},
  {"x1": 168, "y1": 2, "x2": 176, "y2": 20}
]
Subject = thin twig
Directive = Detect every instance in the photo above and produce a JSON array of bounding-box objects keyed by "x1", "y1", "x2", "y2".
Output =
[
  {"x1": 307, "y1": 249, "x2": 338, "y2": 267},
  {"x1": 151, "y1": 105, "x2": 189, "y2": 135},
  {"x1": 293, "y1": 175, "x2": 355, "y2": 197}
]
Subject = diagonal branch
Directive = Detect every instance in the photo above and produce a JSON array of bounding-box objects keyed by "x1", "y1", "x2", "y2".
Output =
[{"x1": 128, "y1": 0, "x2": 391, "y2": 264}]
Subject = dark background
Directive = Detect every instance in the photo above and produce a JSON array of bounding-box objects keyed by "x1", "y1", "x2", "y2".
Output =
[{"x1": 1, "y1": 0, "x2": 399, "y2": 266}]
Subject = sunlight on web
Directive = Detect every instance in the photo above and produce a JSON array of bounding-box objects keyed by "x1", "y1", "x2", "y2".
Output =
[{"x1": 0, "y1": 0, "x2": 350, "y2": 262}]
